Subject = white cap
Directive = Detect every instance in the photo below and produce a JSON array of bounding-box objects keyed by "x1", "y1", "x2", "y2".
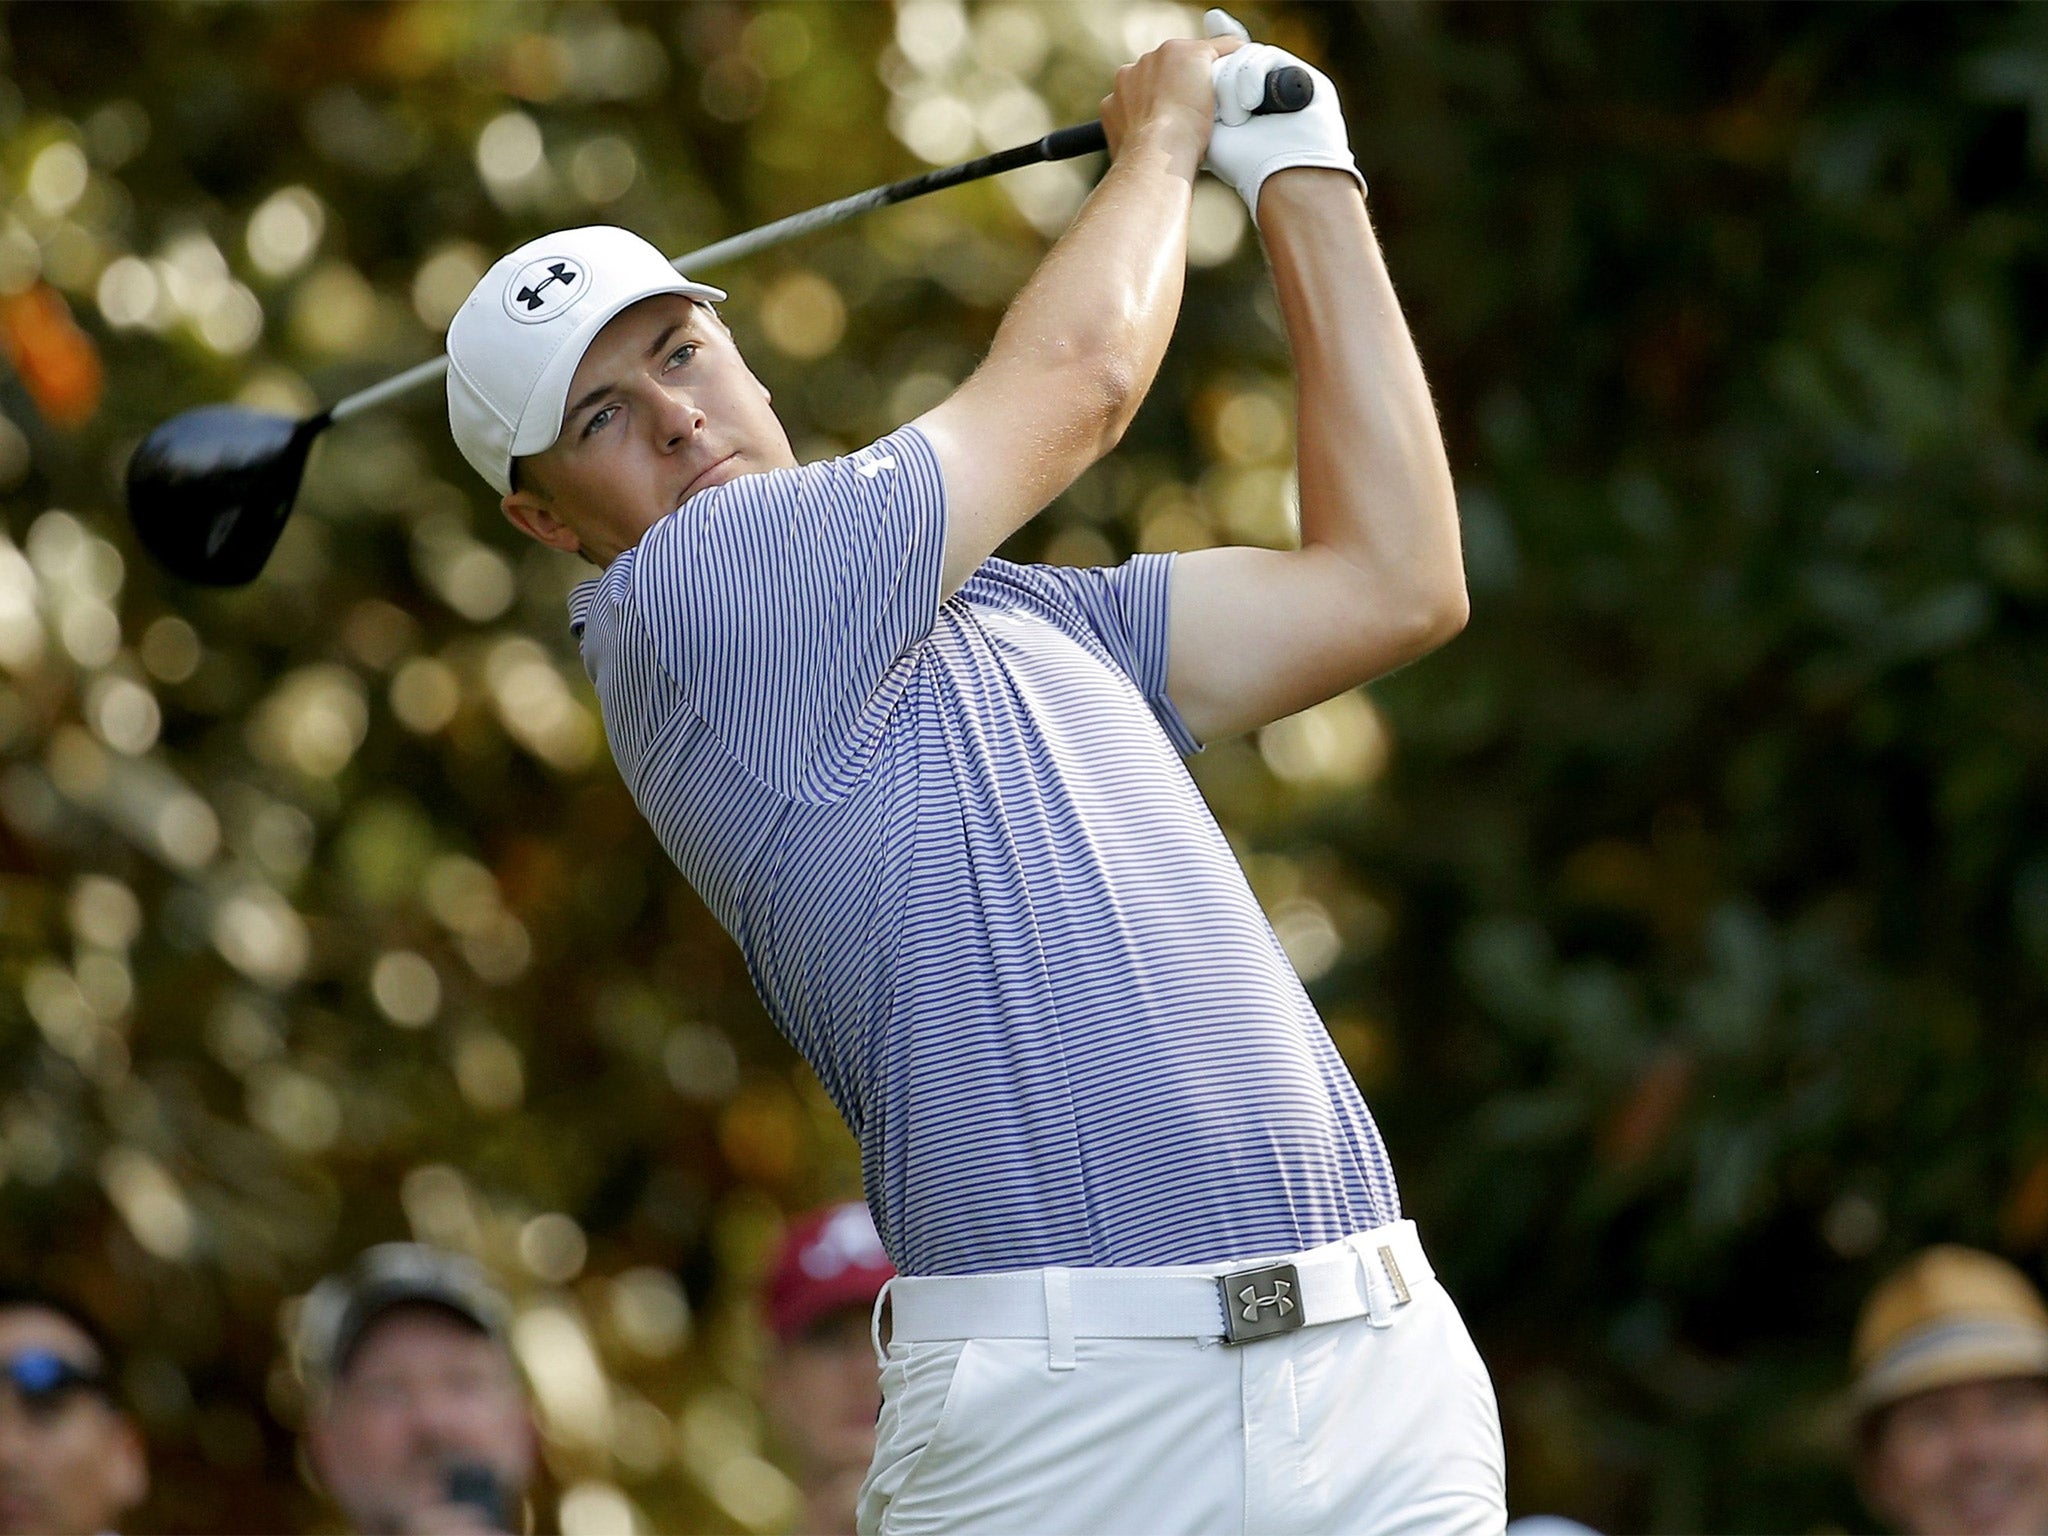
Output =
[{"x1": 446, "y1": 225, "x2": 726, "y2": 496}]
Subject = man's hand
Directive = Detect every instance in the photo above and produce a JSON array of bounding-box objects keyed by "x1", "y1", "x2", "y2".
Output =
[
  {"x1": 1098, "y1": 33, "x2": 1239, "y2": 168},
  {"x1": 1201, "y1": 12, "x2": 1364, "y2": 224}
]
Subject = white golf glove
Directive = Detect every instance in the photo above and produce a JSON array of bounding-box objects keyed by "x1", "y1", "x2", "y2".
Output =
[{"x1": 1202, "y1": 9, "x2": 1364, "y2": 224}]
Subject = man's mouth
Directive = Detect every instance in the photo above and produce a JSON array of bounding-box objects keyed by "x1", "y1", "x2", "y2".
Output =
[{"x1": 678, "y1": 453, "x2": 739, "y2": 505}]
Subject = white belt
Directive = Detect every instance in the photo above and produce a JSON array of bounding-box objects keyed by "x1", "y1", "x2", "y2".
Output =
[{"x1": 885, "y1": 1219, "x2": 1432, "y2": 1363}]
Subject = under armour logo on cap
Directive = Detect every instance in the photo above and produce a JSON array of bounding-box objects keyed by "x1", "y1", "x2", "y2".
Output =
[{"x1": 503, "y1": 255, "x2": 589, "y2": 323}]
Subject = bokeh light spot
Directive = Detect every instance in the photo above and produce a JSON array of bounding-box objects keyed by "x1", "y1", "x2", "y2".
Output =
[
  {"x1": 758, "y1": 271, "x2": 845, "y2": 361},
  {"x1": 1211, "y1": 388, "x2": 1291, "y2": 464},
  {"x1": 411, "y1": 242, "x2": 487, "y2": 332},
  {"x1": 1188, "y1": 181, "x2": 1248, "y2": 268},
  {"x1": 476, "y1": 111, "x2": 545, "y2": 188},
  {"x1": 370, "y1": 949, "x2": 441, "y2": 1028},
  {"x1": 609, "y1": 1267, "x2": 690, "y2": 1358},
  {"x1": 518, "y1": 1211, "x2": 588, "y2": 1282},
  {"x1": 895, "y1": 92, "x2": 975, "y2": 166},
  {"x1": 568, "y1": 137, "x2": 638, "y2": 206},
  {"x1": 248, "y1": 664, "x2": 369, "y2": 778},
  {"x1": 88, "y1": 675, "x2": 161, "y2": 756},
  {"x1": 100, "y1": 1146, "x2": 195, "y2": 1260},
  {"x1": 390, "y1": 656, "x2": 461, "y2": 734},
  {"x1": 453, "y1": 1028, "x2": 524, "y2": 1113},
  {"x1": 69, "y1": 874, "x2": 141, "y2": 950},
  {"x1": 559, "y1": 1481, "x2": 637, "y2": 1536},
  {"x1": 514, "y1": 1305, "x2": 612, "y2": 1447},
  {"x1": 896, "y1": 0, "x2": 969, "y2": 71},
  {"x1": 663, "y1": 1023, "x2": 739, "y2": 1102},
  {"x1": 212, "y1": 887, "x2": 309, "y2": 988},
  {"x1": 27, "y1": 141, "x2": 89, "y2": 218},
  {"x1": 139, "y1": 615, "x2": 201, "y2": 683},
  {"x1": 246, "y1": 187, "x2": 325, "y2": 278},
  {"x1": 1257, "y1": 690, "x2": 1389, "y2": 789},
  {"x1": 290, "y1": 263, "x2": 378, "y2": 356},
  {"x1": 247, "y1": 1063, "x2": 342, "y2": 1153}
]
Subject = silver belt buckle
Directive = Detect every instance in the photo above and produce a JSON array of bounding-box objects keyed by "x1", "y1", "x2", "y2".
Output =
[{"x1": 1218, "y1": 1261, "x2": 1304, "y2": 1345}]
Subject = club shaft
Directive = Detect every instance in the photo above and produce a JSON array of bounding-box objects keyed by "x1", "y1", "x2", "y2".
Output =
[
  {"x1": 672, "y1": 124, "x2": 1107, "y2": 271},
  {"x1": 328, "y1": 123, "x2": 1109, "y2": 425},
  {"x1": 328, "y1": 354, "x2": 450, "y2": 421}
]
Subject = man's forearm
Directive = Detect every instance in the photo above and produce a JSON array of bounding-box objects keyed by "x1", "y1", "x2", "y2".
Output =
[
  {"x1": 982, "y1": 121, "x2": 1201, "y2": 448},
  {"x1": 1261, "y1": 172, "x2": 1466, "y2": 638},
  {"x1": 917, "y1": 37, "x2": 1228, "y2": 594}
]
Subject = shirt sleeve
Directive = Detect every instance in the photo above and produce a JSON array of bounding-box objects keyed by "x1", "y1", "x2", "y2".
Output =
[
  {"x1": 1015, "y1": 553, "x2": 1203, "y2": 756},
  {"x1": 627, "y1": 425, "x2": 946, "y2": 798}
]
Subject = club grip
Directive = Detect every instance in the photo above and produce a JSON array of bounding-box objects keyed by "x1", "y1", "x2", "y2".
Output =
[
  {"x1": 1030, "y1": 63, "x2": 1317, "y2": 168},
  {"x1": 1040, "y1": 121, "x2": 1109, "y2": 161},
  {"x1": 1254, "y1": 64, "x2": 1314, "y2": 115}
]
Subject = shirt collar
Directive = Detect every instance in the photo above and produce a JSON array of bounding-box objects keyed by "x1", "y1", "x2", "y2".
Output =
[{"x1": 567, "y1": 577, "x2": 599, "y2": 638}]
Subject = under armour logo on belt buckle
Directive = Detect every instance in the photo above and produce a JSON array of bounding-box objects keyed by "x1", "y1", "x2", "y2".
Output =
[
  {"x1": 1219, "y1": 1262, "x2": 1305, "y2": 1345},
  {"x1": 516, "y1": 263, "x2": 578, "y2": 310}
]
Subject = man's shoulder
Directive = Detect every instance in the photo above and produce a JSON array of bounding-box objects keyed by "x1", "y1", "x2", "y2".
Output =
[{"x1": 729, "y1": 425, "x2": 939, "y2": 507}]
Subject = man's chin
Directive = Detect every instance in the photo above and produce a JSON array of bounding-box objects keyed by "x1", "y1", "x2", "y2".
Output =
[{"x1": 678, "y1": 453, "x2": 747, "y2": 507}]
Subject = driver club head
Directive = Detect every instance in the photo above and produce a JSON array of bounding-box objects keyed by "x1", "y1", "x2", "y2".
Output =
[{"x1": 126, "y1": 404, "x2": 332, "y2": 586}]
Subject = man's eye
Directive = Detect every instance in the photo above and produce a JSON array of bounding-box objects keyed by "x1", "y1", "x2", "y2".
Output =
[
  {"x1": 666, "y1": 342, "x2": 697, "y2": 369},
  {"x1": 583, "y1": 405, "x2": 618, "y2": 438}
]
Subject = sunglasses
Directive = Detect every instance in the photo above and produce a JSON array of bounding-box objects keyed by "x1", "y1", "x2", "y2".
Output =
[{"x1": 1, "y1": 1349, "x2": 109, "y2": 1413}]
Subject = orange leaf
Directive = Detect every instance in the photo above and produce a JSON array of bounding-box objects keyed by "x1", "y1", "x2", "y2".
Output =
[
  {"x1": 0, "y1": 284, "x2": 102, "y2": 428},
  {"x1": 1599, "y1": 1047, "x2": 1695, "y2": 1168}
]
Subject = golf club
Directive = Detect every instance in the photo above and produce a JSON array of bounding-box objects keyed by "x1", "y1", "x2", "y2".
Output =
[{"x1": 126, "y1": 66, "x2": 1312, "y2": 587}]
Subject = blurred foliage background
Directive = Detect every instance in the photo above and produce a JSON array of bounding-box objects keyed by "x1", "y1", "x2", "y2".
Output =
[{"x1": 0, "y1": 0, "x2": 2040, "y2": 1530}]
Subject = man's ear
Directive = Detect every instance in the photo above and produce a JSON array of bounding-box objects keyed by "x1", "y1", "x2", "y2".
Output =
[{"x1": 500, "y1": 488, "x2": 581, "y2": 557}]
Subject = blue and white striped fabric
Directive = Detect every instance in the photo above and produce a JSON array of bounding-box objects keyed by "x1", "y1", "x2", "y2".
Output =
[{"x1": 571, "y1": 425, "x2": 1400, "y2": 1274}]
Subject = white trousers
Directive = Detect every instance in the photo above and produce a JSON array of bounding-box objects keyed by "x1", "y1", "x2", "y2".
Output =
[{"x1": 858, "y1": 1220, "x2": 1505, "y2": 1536}]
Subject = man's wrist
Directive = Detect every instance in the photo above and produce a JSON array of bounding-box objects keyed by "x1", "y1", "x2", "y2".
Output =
[
  {"x1": 1255, "y1": 166, "x2": 1367, "y2": 224},
  {"x1": 1121, "y1": 114, "x2": 1208, "y2": 178}
]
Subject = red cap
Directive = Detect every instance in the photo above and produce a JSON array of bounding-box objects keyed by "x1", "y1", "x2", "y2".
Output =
[{"x1": 763, "y1": 1203, "x2": 895, "y2": 1341}]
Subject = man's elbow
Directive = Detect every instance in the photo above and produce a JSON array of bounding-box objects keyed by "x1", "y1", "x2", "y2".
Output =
[
  {"x1": 1355, "y1": 573, "x2": 1468, "y2": 672},
  {"x1": 1080, "y1": 350, "x2": 1142, "y2": 454},
  {"x1": 1425, "y1": 580, "x2": 1470, "y2": 646}
]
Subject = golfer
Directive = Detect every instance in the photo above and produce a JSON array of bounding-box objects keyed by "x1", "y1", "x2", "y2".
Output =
[{"x1": 447, "y1": 18, "x2": 1501, "y2": 1534}]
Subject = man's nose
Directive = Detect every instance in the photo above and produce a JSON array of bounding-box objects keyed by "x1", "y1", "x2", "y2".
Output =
[
  {"x1": 650, "y1": 384, "x2": 703, "y2": 448},
  {"x1": 410, "y1": 1385, "x2": 485, "y2": 1446}
]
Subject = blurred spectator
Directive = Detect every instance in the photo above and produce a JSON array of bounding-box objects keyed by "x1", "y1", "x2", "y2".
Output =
[
  {"x1": 295, "y1": 1244, "x2": 535, "y2": 1535},
  {"x1": 1852, "y1": 1245, "x2": 2048, "y2": 1535},
  {"x1": 761, "y1": 1204, "x2": 896, "y2": 1536},
  {"x1": 0, "y1": 1281, "x2": 147, "y2": 1535}
]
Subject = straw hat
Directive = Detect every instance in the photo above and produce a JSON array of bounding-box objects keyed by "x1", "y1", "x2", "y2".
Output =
[{"x1": 1851, "y1": 1245, "x2": 2048, "y2": 1418}]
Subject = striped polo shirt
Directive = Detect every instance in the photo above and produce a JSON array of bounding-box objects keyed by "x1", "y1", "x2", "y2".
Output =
[{"x1": 570, "y1": 425, "x2": 1399, "y2": 1274}]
